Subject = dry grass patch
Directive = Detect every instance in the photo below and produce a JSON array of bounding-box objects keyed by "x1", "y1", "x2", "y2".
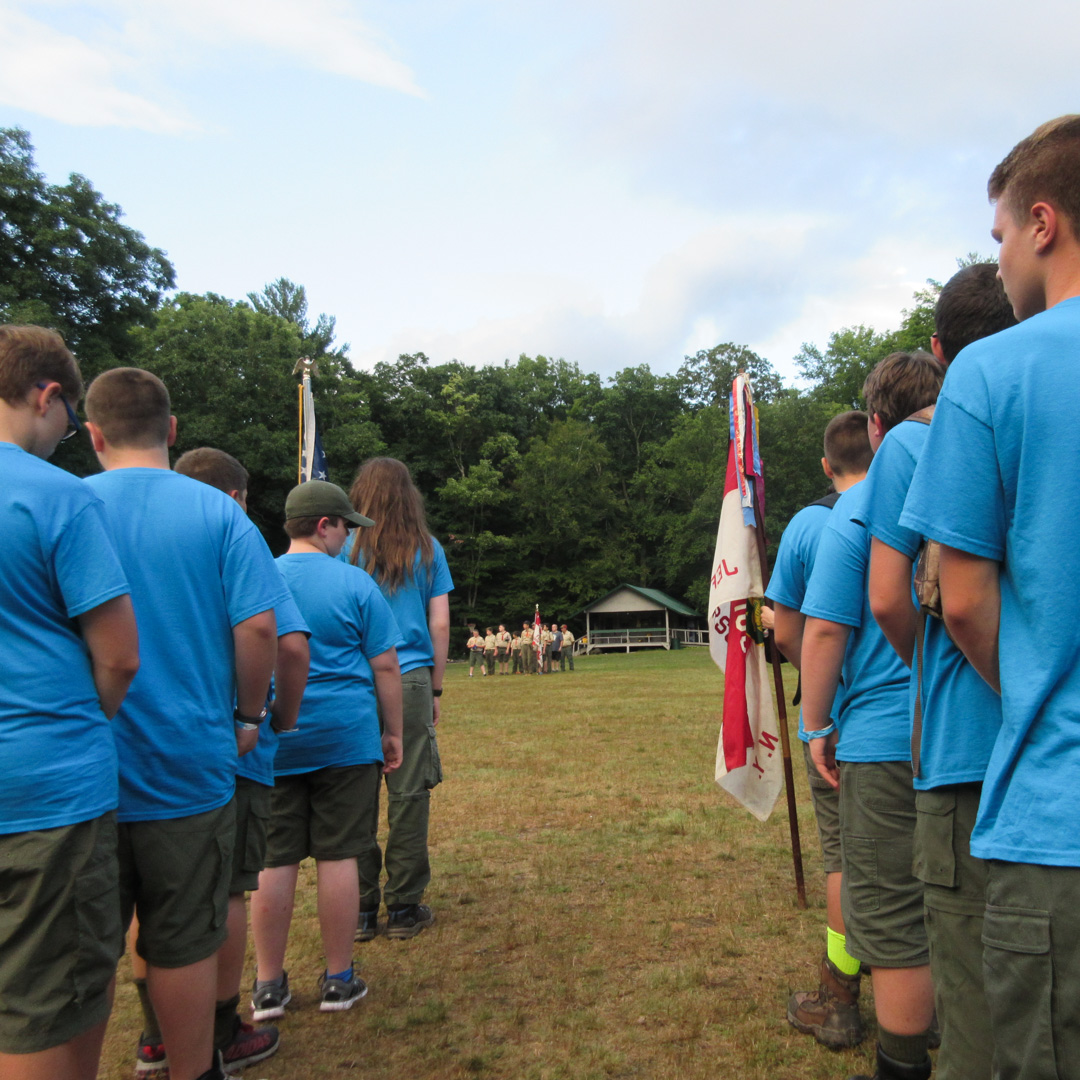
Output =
[{"x1": 100, "y1": 649, "x2": 878, "y2": 1079}]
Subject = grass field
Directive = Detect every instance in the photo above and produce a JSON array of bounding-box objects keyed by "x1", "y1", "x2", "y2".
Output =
[{"x1": 100, "y1": 648, "x2": 878, "y2": 1080}]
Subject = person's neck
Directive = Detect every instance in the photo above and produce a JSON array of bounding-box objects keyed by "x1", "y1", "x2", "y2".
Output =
[
  {"x1": 833, "y1": 472, "x2": 866, "y2": 493},
  {"x1": 288, "y1": 538, "x2": 330, "y2": 556},
  {"x1": 0, "y1": 402, "x2": 47, "y2": 456},
  {"x1": 97, "y1": 445, "x2": 172, "y2": 471}
]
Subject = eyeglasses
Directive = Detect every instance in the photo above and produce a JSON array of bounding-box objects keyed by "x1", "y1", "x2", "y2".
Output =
[{"x1": 35, "y1": 382, "x2": 82, "y2": 442}]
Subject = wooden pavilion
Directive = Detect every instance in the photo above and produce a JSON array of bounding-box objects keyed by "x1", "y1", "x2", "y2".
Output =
[{"x1": 575, "y1": 584, "x2": 706, "y2": 653}]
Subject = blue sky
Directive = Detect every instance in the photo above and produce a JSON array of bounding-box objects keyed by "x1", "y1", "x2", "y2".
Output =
[{"x1": 1, "y1": 0, "x2": 1075, "y2": 383}]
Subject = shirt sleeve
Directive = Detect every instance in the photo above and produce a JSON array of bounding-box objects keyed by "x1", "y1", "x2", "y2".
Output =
[
  {"x1": 861, "y1": 432, "x2": 923, "y2": 559},
  {"x1": 766, "y1": 511, "x2": 812, "y2": 608},
  {"x1": 900, "y1": 385, "x2": 1007, "y2": 561},
  {"x1": 53, "y1": 498, "x2": 130, "y2": 618},
  {"x1": 222, "y1": 511, "x2": 284, "y2": 626},
  {"x1": 355, "y1": 578, "x2": 405, "y2": 660},
  {"x1": 801, "y1": 515, "x2": 867, "y2": 629}
]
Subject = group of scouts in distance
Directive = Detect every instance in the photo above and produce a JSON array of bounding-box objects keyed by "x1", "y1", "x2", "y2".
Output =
[
  {"x1": 465, "y1": 623, "x2": 577, "y2": 676},
  {"x1": 765, "y1": 114, "x2": 1080, "y2": 1080},
  {"x1": 0, "y1": 346, "x2": 452, "y2": 1080},
  {"x1": 3, "y1": 111, "x2": 1080, "y2": 1080}
]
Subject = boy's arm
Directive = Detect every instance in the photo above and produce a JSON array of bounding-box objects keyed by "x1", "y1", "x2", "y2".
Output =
[
  {"x1": 428, "y1": 593, "x2": 450, "y2": 726},
  {"x1": 269, "y1": 631, "x2": 309, "y2": 733},
  {"x1": 940, "y1": 545, "x2": 1001, "y2": 694},
  {"x1": 77, "y1": 594, "x2": 140, "y2": 719},
  {"x1": 233, "y1": 608, "x2": 278, "y2": 756},
  {"x1": 868, "y1": 537, "x2": 916, "y2": 668},
  {"x1": 800, "y1": 616, "x2": 851, "y2": 790},
  {"x1": 371, "y1": 646, "x2": 404, "y2": 773},
  {"x1": 771, "y1": 603, "x2": 805, "y2": 670}
]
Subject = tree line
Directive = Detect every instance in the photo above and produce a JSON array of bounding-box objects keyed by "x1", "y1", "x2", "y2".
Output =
[{"x1": 1, "y1": 126, "x2": 962, "y2": 631}]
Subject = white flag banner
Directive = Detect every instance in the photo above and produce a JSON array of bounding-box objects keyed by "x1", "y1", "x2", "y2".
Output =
[{"x1": 708, "y1": 375, "x2": 783, "y2": 822}]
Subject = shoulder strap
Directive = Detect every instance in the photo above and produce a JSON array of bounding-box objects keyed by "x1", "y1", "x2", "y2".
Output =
[
  {"x1": 905, "y1": 404, "x2": 936, "y2": 427},
  {"x1": 807, "y1": 491, "x2": 841, "y2": 510}
]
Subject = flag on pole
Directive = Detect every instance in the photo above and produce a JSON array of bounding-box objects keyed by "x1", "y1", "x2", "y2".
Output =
[
  {"x1": 534, "y1": 606, "x2": 544, "y2": 671},
  {"x1": 708, "y1": 374, "x2": 783, "y2": 822},
  {"x1": 300, "y1": 369, "x2": 328, "y2": 483}
]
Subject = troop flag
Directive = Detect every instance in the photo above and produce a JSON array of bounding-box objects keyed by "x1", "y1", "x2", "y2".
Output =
[{"x1": 707, "y1": 374, "x2": 784, "y2": 823}]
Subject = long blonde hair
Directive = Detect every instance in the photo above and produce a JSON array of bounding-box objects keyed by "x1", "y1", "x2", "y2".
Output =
[{"x1": 348, "y1": 457, "x2": 434, "y2": 593}]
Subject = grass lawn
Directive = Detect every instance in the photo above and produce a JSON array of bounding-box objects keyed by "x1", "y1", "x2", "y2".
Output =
[{"x1": 100, "y1": 648, "x2": 877, "y2": 1079}]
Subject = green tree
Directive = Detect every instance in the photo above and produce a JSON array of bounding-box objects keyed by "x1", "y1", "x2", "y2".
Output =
[
  {"x1": 675, "y1": 343, "x2": 785, "y2": 409},
  {"x1": 0, "y1": 127, "x2": 174, "y2": 369},
  {"x1": 248, "y1": 277, "x2": 344, "y2": 360}
]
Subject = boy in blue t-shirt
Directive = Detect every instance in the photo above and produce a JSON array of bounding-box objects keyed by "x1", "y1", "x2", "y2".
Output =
[
  {"x1": 84, "y1": 368, "x2": 280, "y2": 1080},
  {"x1": 767, "y1": 410, "x2": 872, "y2": 1049},
  {"x1": 0, "y1": 327, "x2": 139, "y2": 1080},
  {"x1": 800, "y1": 352, "x2": 943, "y2": 1080},
  {"x1": 251, "y1": 481, "x2": 403, "y2": 1015},
  {"x1": 862, "y1": 264, "x2": 1015, "y2": 1080},
  {"x1": 901, "y1": 117, "x2": 1080, "y2": 1080}
]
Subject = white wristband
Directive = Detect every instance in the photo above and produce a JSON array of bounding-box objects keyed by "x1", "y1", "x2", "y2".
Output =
[{"x1": 805, "y1": 723, "x2": 836, "y2": 741}]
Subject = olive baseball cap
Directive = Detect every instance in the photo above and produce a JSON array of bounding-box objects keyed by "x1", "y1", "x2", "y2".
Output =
[{"x1": 284, "y1": 480, "x2": 375, "y2": 528}]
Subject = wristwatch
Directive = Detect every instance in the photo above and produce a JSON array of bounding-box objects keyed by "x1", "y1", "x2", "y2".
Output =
[{"x1": 234, "y1": 705, "x2": 269, "y2": 731}]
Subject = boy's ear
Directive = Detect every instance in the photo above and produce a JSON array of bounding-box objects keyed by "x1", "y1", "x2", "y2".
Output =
[
  {"x1": 1031, "y1": 201, "x2": 1059, "y2": 254},
  {"x1": 167, "y1": 415, "x2": 178, "y2": 447},
  {"x1": 871, "y1": 412, "x2": 887, "y2": 443},
  {"x1": 930, "y1": 334, "x2": 948, "y2": 366},
  {"x1": 821, "y1": 456, "x2": 835, "y2": 480},
  {"x1": 85, "y1": 421, "x2": 107, "y2": 454}
]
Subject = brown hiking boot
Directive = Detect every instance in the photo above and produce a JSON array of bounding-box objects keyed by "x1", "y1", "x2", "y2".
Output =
[{"x1": 787, "y1": 954, "x2": 865, "y2": 1049}]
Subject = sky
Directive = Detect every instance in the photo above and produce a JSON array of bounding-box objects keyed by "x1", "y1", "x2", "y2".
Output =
[{"x1": 1, "y1": 0, "x2": 1076, "y2": 384}]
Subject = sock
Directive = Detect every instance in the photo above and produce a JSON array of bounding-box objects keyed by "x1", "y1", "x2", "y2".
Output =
[
  {"x1": 879, "y1": 1027, "x2": 930, "y2": 1066},
  {"x1": 134, "y1": 978, "x2": 163, "y2": 1045},
  {"x1": 327, "y1": 965, "x2": 353, "y2": 983},
  {"x1": 255, "y1": 975, "x2": 284, "y2": 992},
  {"x1": 827, "y1": 927, "x2": 861, "y2": 976},
  {"x1": 214, "y1": 994, "x2": 241, "y2": 1051}
]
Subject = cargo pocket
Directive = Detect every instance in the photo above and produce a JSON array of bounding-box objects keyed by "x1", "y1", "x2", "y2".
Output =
[
  {"x1": 242, "y1": 799, "x2": 270, "y2": 877},
  {"x1": 843, "y1": 836, "x2": 880, "y2": 913},
  {"x1": 73, "y1": 825, "x2": 121, "y2": 1005},
  {"x1": 424, "y1": 723, "x2": 443, "y2": 790},
  {"x1": 913, "y1": 789, "x2": 956, "y2": 888},
  {"x1": 982, "y1": 905, "x2": 1057, "y2": 1078}
]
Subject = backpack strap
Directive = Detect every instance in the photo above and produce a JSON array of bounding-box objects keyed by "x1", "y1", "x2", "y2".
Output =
[
  {"x1": 807, "y1": 490, "x2": 842, "y2": 510},
  {"x1": 912, "y1": 611, "x2": 926, "y2": 779},
  {"x1": 905, "y1": 404, "x2": 936, "y2": 426}
]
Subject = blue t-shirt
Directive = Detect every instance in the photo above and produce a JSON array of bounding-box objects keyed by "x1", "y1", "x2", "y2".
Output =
[
  {"x1": 901, "y1": 297, "x2": 1080, "y2": 865},
  {"x1": 765, "y1": 500, "x2": 843, "y2": 740},
  {"x1": 85, "y1": 469, "x2": 282, "y2": 822},
  {"x1": 0, "y1": 444, "x2": 130, "y2": 833},
  {"x1": 236, "y1": 578, "x2": 310, "y2": 787},
  {"x1": 273, "y1": 553, "x2": 403, "y2": 775},
  {"x1": 801, "y1": 483, "x2": 910, "y2": 762},
  {"x1": 341, "y1": 536, "x2": 454, "y2": 675},
  {"x1": 861, "y1": 420, "x2": 1001, "y2": 789}
]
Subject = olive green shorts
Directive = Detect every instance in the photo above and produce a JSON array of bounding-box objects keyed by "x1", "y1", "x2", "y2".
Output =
[
  {"x1": 803, "y1": 739, "x2": 842, "y2": 874},
  {"x1": 0, "y1": 812, "x2": 122, "y2": 1054},
  {"x1": 119, "y1": 800, "x2": 235, "y2": 969},
  {"x1": 839, "y1": 760, "x2": 928, "y2": 968},
  {"x1": 265, "y1": 764, "x2": 381, "y2": 866},
  {"x1": 229, "y1": 776, "x2": 273, "y2": 894}
]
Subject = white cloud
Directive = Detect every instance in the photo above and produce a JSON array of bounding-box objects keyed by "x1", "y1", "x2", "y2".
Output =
[
  {"x1": 0, "y1": 0, "x2": 422, "y2": 132},
  {"x1": 0, "y1": 5, "x2": 197, "y2": 131}
]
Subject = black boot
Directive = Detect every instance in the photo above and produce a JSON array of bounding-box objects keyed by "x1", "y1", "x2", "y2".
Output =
[{"x1": 850, "y1": 1043, "x2": 932, "y2": 1080}]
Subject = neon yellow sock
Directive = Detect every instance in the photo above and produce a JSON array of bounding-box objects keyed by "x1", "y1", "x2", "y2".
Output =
[{"x1": 827, "y1": 927, "x2": 861, "y2": 976}]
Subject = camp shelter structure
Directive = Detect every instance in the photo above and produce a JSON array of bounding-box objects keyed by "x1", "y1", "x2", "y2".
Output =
[{"x1": 577, "y1": 585, "x2": 706, "y2": 653}]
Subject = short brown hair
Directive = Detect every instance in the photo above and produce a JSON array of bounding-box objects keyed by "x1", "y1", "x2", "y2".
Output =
[
  {"x1": 988, "y1": 115, "x2": 1080, "y2": 235},
  {"x1": 934, "y1": 264, "x2": 1017, "y2": 362},
  {"x1": 823, "y1": 410, "x2": 873, "y2": 477},
  {"x1": 0, "y1": 325, "x2": 83, "y2": 405},
  {"x1": 284, "y1": 514, "x2": 341, "y2": 539},
  {"x1": 174, "y1": 447, "x2": 249, "y2": 496},
  {"x1": 862, "y1": 351, "x2": 944, "y2": 432},
  {"x1": 85, "y1": 368, "x2": 171, "y2": 448}
]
